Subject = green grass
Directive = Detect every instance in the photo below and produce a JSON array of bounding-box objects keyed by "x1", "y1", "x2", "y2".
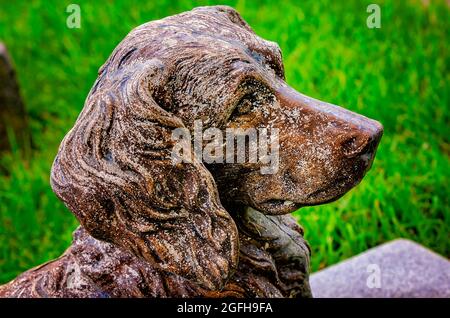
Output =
[{"x1": 0, "y1": 0, "x2": 448, "y2": 283}]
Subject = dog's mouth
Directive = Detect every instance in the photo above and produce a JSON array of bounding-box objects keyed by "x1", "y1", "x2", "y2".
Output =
[
  {"x1": 250, "y1": 176, "x2": 360, "y2": 215},
  {"x1": 253, "y1": 199, "x2": 302, "y2": 215}
]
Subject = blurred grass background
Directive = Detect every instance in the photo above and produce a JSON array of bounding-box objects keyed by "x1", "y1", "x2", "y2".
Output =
[{"x1": 0, "y1": 0, "x2": 448, "y2": 284}]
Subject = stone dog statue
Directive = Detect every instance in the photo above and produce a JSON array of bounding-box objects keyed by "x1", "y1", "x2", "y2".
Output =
[{"x1": 0, "y1": 6, "x2": 382, "y2": 297}]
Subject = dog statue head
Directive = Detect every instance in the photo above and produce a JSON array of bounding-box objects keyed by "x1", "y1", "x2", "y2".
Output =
[{"x1": 50, "y1": 6, "x2": 382, "y2": 292}]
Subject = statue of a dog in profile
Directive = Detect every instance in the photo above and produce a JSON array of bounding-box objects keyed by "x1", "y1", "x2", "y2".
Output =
[{"x1": 0, "y1": 6, "x2": 382, "y2": 298}]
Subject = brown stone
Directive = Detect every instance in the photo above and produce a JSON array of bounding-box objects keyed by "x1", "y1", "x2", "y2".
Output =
[
  {"x1": 0, "y1": 6, "x2": 382, "y2": 298},
  {"x1": 0, "y1": 42, "x2": 28, "y2": 151}
]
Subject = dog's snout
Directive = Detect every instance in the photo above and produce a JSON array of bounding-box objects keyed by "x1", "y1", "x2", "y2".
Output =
[
  {"x1": 341, "y1": 134, "x2": 369, "y2": 158},
  {"x1": 341, "y1": 124, "x2": 383, "y2": 159},
  {"x1": 276, "y1": 84, "x2": 383, "y2": 160}
]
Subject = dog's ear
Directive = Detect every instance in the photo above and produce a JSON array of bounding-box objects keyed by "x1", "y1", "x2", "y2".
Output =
[{"x1": 50, "y1": 59, "x2": 239, "y2": 290}]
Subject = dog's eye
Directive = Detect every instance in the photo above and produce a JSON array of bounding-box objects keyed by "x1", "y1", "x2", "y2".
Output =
[
  {"x1": 231, "y1": 94, "x2": 256, "y2": 117},
  {"x1": 236, "y1": 97, "x2": 254, "y2": 114}
]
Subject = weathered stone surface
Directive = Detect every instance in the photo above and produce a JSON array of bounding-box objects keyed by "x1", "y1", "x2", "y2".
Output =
[
  {"x1": 0, "y1": 6, "x2": 382, "y2": 298},
  {"x1": 0, "y1": 42, "x2": 28, "y2": 151},
  {"x1": 310, "y1": 239, "x2": 450, "y2": 298}
]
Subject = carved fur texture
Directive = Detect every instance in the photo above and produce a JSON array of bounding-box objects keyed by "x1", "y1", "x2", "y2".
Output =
[{"x1": 0, "y1": 6, "x2": 382, "y2": 298}]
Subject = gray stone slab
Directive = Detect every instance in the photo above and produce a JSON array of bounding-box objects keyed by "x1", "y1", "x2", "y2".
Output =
[{"x1": 310, "y1": 239, "x2": 450, "y2": 298}]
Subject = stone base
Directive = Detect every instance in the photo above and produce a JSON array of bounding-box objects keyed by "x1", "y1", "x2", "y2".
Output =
[{"x1": 310, "y1": 239, "x2": 450, "y2": 298}]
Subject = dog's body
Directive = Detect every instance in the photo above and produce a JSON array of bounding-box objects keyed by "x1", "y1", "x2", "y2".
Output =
[
  {"x1": 0, "y1": 6, "x2": 382, "y2": 298},
  {"x1": 0, "y1": 213, "x2": 309, "y2": 297}
]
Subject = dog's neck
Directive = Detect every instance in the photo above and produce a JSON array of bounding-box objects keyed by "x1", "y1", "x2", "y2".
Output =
[
  {"x1": 0, "y1": 209, "x2": 311, "y2": 298},
  {"x1": 70, "y1": 208, "x2": 312, "y2": 297}
]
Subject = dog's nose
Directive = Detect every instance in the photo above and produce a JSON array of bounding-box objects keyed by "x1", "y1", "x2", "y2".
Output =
[{"x1": 341, "y1": 123, "x2": 383, "y2": 159}]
